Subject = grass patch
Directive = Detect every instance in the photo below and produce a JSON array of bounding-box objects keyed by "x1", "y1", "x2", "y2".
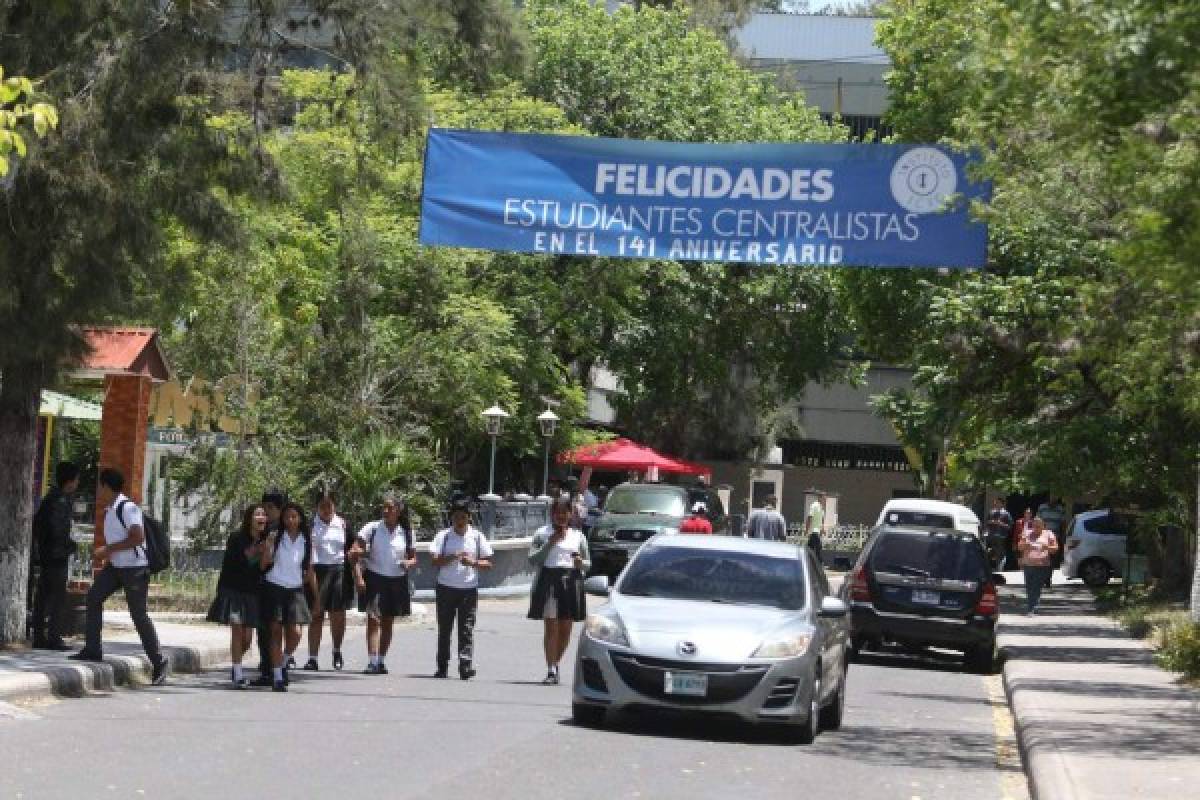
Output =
[
  {"x1": 107, "y1": 570, "x2": 220, "y2": 614},
  {"x1": 1091, "y1": 584, "x2": 1200, "y2": 681}
]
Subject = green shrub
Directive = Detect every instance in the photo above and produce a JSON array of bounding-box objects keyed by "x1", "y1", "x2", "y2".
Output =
[{"x1": 1156, "y1": 619, "x2": 1200, "y2": 679}]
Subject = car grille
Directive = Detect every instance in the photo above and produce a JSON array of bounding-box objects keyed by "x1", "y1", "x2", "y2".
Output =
[
  {"x1": 762, "y1": 677, "x2": 800, "y2": 709},
  {"x1": 610, "y1": 653, "x2": 768, "y2": 705},
  {"x1": 614, "y1": 529, "x2": 657, "y2": 543}
]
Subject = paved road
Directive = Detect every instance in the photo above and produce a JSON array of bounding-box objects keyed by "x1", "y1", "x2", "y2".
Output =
[{"x1": 1, "y1": 599, "x2": 1026, "y2": 800}]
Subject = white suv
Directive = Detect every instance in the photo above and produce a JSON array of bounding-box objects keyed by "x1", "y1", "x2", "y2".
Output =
[
  {"x1": 875, "y1": 498, "x2": 981, "y2": 538},
  {"x1": 1061, "y1": 509, "x2": 1130, "y2": 586}
]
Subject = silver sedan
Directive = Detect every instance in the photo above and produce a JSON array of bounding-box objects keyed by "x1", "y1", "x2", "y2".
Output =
[{"x1": 572, "y1": 534, "x2": 850, "y2": 743}]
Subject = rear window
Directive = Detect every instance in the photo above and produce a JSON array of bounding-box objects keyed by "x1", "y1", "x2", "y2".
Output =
[
  {"x1": 868, "y1": 532, "x2": 988, "y2": 582},
  {"x1": 605, "y1": 487, "x2": 687, "y2": 517},
  {"x1": 883, "y1": 510, "x2": 955, "y2": 529},
  {"x1": 1082, "y1": 514, "x2": 1130, "y2": 536}
]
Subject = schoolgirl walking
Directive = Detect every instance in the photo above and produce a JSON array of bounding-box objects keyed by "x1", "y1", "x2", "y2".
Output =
[
  {"x1": 527, "y1": 496, "x2": 591, "y2": 684},
  {"x1": 206, "y1": 504, "x2": 270, "y2": 688},
  {"x1": 429, "y1": 498, "x2": 493, "y2": 680},
  {"x1": 353, "y1": 492, "x2": 416, "y2": 675},
  {"x1": 260, "y1": 502, "x2": 318, "y2": 692},
  {"x1": 304, "y1": 494, "x2": 354, "y2": 671}
]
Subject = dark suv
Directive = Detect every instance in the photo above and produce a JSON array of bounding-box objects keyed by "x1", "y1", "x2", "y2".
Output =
[
  {"x1": 842, "y1": 526, "x2": 1004, "y2": 673},
  {"x1": 588, "y1": 482, "x2": 727, "y2": 578}
]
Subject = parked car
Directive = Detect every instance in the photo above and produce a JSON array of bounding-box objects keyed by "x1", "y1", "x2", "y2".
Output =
[
  {"x1": 572, "y1": 534, "x2": 850, "y2": 743},
  {"x1": 588, "y1": 482, "x2": 727, "y2": 578},
  {"x1": 1061, "y1": 509, "x2": 1130, "y2": 587},
  {"x1": 875, "y1": 498, "x2": 982, "y2": 538},
  {"x1": 843, "y1": 525, "x2": 1003, "y2": 673}
]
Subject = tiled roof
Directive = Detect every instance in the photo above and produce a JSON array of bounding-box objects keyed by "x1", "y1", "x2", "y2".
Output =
[{"x1": 76, "y1": 326, "x2": 172, "y2": 381}]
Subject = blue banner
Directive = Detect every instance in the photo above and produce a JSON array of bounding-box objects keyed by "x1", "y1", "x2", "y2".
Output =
[{"x1": 419, "y1": 129, "x2": 989, "y2": 268}]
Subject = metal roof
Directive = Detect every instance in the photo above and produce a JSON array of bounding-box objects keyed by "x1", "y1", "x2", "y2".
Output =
[
  {"x1": 40, "y1": 390, "x2": 103, "y2": 421},
  {"x1": 734, "y1": 13, "x2": 889, "y2": 66}
]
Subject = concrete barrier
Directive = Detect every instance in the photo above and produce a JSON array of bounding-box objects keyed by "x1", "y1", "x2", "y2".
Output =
[{"x1": 410, "y1": 536, "x2": 536, "y2": 592}]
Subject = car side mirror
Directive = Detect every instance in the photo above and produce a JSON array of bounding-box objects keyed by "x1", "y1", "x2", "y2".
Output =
[
  {"x1": 583, "y1": 575, "x2": 610, "y2": 597},
  {"x1": 818, "y1": 596, "x2": 848, "y2": 618},
  {"x1": 991, "y1": 573, "x2": 1008, "y2": 586}
]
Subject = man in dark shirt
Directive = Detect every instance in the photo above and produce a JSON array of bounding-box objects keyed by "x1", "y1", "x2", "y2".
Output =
[{"x1": 31, "y1": 462, "x2": 81, "y2": 649}]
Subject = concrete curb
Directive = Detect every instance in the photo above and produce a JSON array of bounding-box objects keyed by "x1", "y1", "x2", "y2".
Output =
[
  {"x1": 1000, "y1": 651, "x2": 1078, "y2": 800},
  {"x1": 0, "y1": 639, "x2": 230, "y2": 706}
]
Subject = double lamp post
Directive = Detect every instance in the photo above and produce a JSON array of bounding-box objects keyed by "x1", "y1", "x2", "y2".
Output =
[{"x1": 480, "y1": 405, "x2": 560, "y2": 502}]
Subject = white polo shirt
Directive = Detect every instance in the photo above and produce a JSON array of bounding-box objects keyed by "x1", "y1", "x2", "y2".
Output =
[
  {"x1": 537, "y1": 526, "x2": 585, "y2": 569},
  {"x1": 357, "y1": 520, "x2": 413, "y2": 577},
  {"x1": 266, "y1": 531, "x2": 308, "y2": 589},
  {"x1": 312, "y1": 514, "x2": 348, "y2": 566},
  {"x1": 105, "y1": 494, "x2": 148, "y2": 569},
  {"x1": 430, "y1": 526, "x2": 494, "y2": 589}
]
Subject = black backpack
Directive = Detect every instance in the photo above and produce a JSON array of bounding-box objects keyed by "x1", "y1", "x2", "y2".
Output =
[{"x1": 117, "y1": 500, "x2": 171, "y2": 574}]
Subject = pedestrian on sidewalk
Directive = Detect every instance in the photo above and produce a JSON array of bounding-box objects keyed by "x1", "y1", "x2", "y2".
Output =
[
  {"x1": 30, "y1": 461, "x2": 80, "y2": 650},
  {"x1": 260, "y1": 502, "x2": 317, "y2": 691},
  {"x1": 1008, "y1": 507, "x2": 1035, "y2": 570},
  {"x1": 429, "y1": 498, "x2": 493, "y2": 680},
  {"x1": 1017, "y1": 516, "x2": 1059, "y2": 615},
  {"x1": 70, "y1": 468, "x2": 169, "y2": 686},
  {"x1": 984, "y1": 497, "x2": 1013, "y2": 570},
  {"x1": 353, "y1": 492, "x2": 416, "y2": 676},
  {"x1": 206, "y1": 504, "x2": 269, "y2": 689},
  {"x1": 745, "y1": 495, "x2": 787, "y2": 541},
  {"x1": 304, "y1": 494, "x2": 354, "y2": 672},
  {"x1": 528, "y1": 496, "x2": 590, "y2": 685},
  {"x1": 804, "y1": 493, "x2": 826, "y2": 561},
  {"x1": 680, "y1": 502, "x2": 713, "y2": 534},
  {"x1": 252, "y1": 488, "x2": 286, "y2": 686}
]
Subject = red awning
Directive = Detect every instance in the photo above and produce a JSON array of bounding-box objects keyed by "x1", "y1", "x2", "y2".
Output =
[{"x1": 558, "y1": 438, "x2": 711, "y2": 477}]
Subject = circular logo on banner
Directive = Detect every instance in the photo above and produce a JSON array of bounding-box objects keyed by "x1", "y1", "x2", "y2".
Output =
[{"x1": 890, "y1": 147, "x2": 958, "y2": 213}]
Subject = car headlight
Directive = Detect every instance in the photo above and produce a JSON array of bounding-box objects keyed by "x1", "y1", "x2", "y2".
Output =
[
  {"x1": 661, "y1": 527, "x2": 679, "y2": 536},
  {"x1": 585, "y1": 613, "x2": 630, "y2": 647},
  {"x1": 752, "y1": 632, "x2": 814, "y2": 659},
  {"x1": 591, "y1": 528, "x2": 614, "y2": 542}
]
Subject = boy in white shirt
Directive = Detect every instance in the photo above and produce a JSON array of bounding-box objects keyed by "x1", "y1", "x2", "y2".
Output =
[{"x1": 429, "y1": 498, "x2": 493, "y2": 680}]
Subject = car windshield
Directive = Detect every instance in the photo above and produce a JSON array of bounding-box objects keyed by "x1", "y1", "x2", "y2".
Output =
[
  {"x1": 619, "y1": 546, "x2": 806, "y2": 610},
  {"x1": 605, "y1": 488, "x2": 687, "y2": 516},
  {"x1": 884, "y1": 510, "x2": 955, "y2": 529},
  {"x1": 869, "y1": 532, "x2": 988, "y2": 582}
]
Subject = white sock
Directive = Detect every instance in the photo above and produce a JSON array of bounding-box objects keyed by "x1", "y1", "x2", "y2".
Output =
[
  {"x1": 273, "y1": 667, "x2": 283, "y2": 681},
  {"x1": 232, "y1": 664, "x2": 243, "y2": 681}
]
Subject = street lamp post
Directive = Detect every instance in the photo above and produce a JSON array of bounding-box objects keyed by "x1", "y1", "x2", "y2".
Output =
[
  {"x1": 481, "y1": 405, "x2": 510, "y2": 502},
  {"x1": 537, "y1": 409, "x2": 559, "y2": 499}
]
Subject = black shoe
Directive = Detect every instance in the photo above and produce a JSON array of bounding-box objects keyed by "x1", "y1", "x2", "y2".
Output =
[
  {"x1": 459, "y1": 664, "x2": 476, "y2": 681},
  {"x1": 302, "y1": 658, "x2": 318, "y2": 672},
  {"x1": 285, "y1": 655, "x2": 296, "y2": 669},
  {"x1": 332, "y1": 651, "x2": 344, "y2": 671},
  {"x1": 151, "y1": 656, "x2": 170, "y2": 686},
  {"x1": 433, "y1": 667, "x2": 449, "y2": 679},
  {"x1": 363, "y1": 663, "x2": 380, "y2": 675},
  {"x1": 282, "y1": 667, "x2": 290, "y2": 686},
  {"x1": 272, "y1": 681, "x2": 288, "y2": 692},
  {"x1": 252, "y1": 674, "x2": 274, "y2": 687},
  {"x1": 377, "y1": 662, "x2": 388, "y2": 675},
  {"x1": 68, "y1": 650, "x2": 104, "y2": 662}
]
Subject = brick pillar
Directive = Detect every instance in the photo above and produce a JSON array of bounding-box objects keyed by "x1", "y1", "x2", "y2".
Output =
[{"x1": 94, "y1": 374, "x2": 152, "y2": 549}]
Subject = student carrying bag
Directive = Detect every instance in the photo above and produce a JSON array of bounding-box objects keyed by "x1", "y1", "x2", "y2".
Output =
[{"x1": 117, "y1": 500, "x2": 171, "y2": 574}]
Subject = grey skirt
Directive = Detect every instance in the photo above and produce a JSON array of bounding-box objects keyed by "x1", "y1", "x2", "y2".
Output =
[
  {"x1": 358, "y1": 570, "x2": 411, "y2": 618},
  {"x1": 263, "y1": 582, "x2": 312, "y2": 626},
  {"x1": 206, "y1": 587, "x2": 260, "y2": 627},
  {"x1": 314, "y1": 564, "x2": 355, "y2": 611}
]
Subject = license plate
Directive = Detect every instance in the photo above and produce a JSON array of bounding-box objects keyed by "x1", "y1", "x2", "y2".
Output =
[
  {"x1": 911, "y1": 589, "x2": 941, "y2": 605},
  {"x1": 664, "y1": 671, "x2": 708, "y2": 697}
]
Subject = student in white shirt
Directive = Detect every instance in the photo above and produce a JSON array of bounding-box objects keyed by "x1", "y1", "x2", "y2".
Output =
[
  {"x1": 260, "y1": 502, "x2": 318, "y2": 692},
  {"x1": 70, "y1": 468, "x2": 169, "y2": 686},
  {"x1": 352, "y1": 492, "x2": 415, "y2": 675},
  {"x1": 527, "y1": 496, "x2": 591, "y2": 685},
  {"x1": 429, "y1": 498, "x2": 493, "y2": 680},
  {"x1": 304, "y1": 494, "x2": 354, "y2": 671}
]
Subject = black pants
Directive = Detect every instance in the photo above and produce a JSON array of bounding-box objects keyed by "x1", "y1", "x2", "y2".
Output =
[
  {"x1": 32, "y1": 561, "x2": 69, "y2": 643},
  {"x1": 806, "y1": 532, "x2": 823, "y2": 563},
  {"x1": 84, "y1": 565, "x2": 162, "y2": 663},
  {"x1": 435, "y1": 585, "x2": 478, "y2": 670}
]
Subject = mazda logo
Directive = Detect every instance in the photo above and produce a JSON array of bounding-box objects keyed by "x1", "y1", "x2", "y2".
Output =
[{"x1": 677, "y1": 641, "x2": 697, "y2": 656}]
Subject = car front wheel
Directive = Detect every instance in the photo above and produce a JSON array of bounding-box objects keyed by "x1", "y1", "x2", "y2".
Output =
[{"x1": 818, "y1": 667, "x2": 846, "y2": 731}]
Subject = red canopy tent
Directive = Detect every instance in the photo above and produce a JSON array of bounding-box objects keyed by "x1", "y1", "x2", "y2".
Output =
[{"x1": 558, "y1": 438, "x2": 712, "y2": 478}]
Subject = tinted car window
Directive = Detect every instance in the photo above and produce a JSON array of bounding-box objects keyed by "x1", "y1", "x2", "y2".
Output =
[
  {"x1": 883, "y1": 510, "x2": 956, "y2": 529},
  {"x1": 1082, "y1": 514, "x2": 1130, "y2": 536},
  {"x1": 868, "y1": 532, "x2": 988, "y2": 582},
  {"x1": 605, "y1": 487, "x2": 687, "y2": 517},
  {"x1": 620, "y1": 547, "x2": 805, "y2": 610}
]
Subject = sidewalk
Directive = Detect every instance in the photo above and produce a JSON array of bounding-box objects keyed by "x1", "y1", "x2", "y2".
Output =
[{"x1": 997, "y1": 571, "x2": 1200, "y2": 800}]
